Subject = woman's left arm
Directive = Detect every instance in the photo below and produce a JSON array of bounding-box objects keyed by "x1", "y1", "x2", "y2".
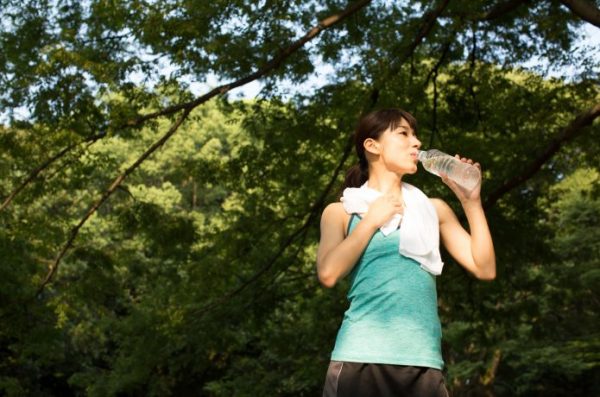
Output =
[{"x1": 431, "y1": 156, "x2": 496, "y2": 280}]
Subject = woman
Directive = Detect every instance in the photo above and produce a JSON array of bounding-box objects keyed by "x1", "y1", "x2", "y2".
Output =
[{"x1": 317, "y1": 108, "x2": 496, "y2": 397}]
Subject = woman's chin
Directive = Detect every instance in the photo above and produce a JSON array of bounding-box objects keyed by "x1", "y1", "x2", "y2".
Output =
[{"x1": 396, "y1": 166, "x2": 418, "y2": 176}]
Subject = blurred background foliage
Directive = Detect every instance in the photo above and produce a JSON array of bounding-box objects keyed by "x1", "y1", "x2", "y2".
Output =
[{"x1": 1, "y1": 0, "x2": 599, "y2": 395}]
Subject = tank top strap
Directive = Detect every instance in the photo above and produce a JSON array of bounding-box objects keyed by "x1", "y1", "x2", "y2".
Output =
[{"x1": 346, "y1": 213, "x2": 362, "y2": 236}]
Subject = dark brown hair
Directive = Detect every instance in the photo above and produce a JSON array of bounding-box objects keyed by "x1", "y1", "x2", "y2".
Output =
[{"x1": 343, "y1": 108, "x2": 417, "y2": 188}]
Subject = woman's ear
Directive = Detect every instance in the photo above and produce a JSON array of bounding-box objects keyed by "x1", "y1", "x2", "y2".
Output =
[{"x1": 364, "y1": 138, "x2": 381, "y2": 155}]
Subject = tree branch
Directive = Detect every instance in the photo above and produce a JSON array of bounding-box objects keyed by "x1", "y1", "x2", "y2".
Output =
[
  {"x1": 191, "y1": 137, "x2": 355, "y2": 319},
  {"x1": 0, "y1": 133, "x2": 105, "y2": 212},
  {"x1": 369, "y1": 0, "x2": 450, "y2": 108},
  {"x1": 394, "y1": 0, "x2": 450, "y2": 73},
  {"x1": 468, "y1": 26, "x2": 484, "y2": 128},
  {"x1": 481, "y1": 0, "x2": 530, "y2": 21},
  {"x1": 446, "y1": 0, "x2": 530, "y2": 21},
  {"x1": 128, "y1": 0, "x2": 374, "y2": 128},
  {"x1": 423, "y1": 37, "x2": 454, "y2": 147},
  {"x1": 484, "y1": 103, "x2": 600, "y2": 209},
  {"x1": 560, "y1": 0, "x2": 600, "y2": 28},
  {"x1": 423, "y1": 37, "x2": 454, "y2": 88}
]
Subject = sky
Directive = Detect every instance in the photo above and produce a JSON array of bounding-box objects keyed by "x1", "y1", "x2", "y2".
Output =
[
  {"x1": 1, "y1": 17, "x2": 598, "y2": 125},
  {"x1": 202, "y1": 23, "x2": 600, "y2": 100}
]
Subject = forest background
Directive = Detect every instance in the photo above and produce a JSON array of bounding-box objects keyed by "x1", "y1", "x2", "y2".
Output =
[{"x1": 1, "y1": 0, "x2": 599, "y2": 396}]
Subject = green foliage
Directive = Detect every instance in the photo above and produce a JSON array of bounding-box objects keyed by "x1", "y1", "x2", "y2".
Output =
[{"x1": 1, "y1": 1, "x2": 599, "y2": 396}]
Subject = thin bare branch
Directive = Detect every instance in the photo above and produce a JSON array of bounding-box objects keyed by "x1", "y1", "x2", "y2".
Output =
[
  {"x1": 422, "y1": 37, "x2": 454, "y2": 147},
  {"x1": 0, "y1": 133, "x2": 105, "y2": 212},
  {"x1": 191, "y1": 137, "x2": 355, "y2": 319},
  {"x1": 484, "y1": 103, "x2": 600, "y2": 209},
  {"x1": 560, "y1": 0, "x2": 600, "y2": 28},
  {"x1": 128, "y1": 0, "x2": 374, "y2": 128},
  {"x1": 445, "y1": 0, "x2": 530, "y2": 21},
  {"x1": 481, "y1": 0, "x2": 529, "y2": 21},
  {"x1": 395, "y1": 0, "x2": 450, "y2": 73},
  {"x1": 423, "y1": 38, "x2": 454, "y2": 88},
  {"x1": 369, "y1": 0, "x2": 450, "y2": 106}
]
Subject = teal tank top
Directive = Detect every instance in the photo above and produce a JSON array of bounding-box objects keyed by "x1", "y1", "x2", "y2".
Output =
[{"x1": 330, "y1": 214, "x2": 444, "y2": 369}]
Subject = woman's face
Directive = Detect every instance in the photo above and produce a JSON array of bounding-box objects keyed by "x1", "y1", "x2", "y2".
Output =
[{"x1": 376, "y1": 118, "x2": 421, "y2": 174}]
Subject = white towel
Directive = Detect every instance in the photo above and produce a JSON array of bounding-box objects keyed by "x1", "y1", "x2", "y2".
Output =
[{"x1": 340, "y1": 182, "x2": 444, "y2": 275}]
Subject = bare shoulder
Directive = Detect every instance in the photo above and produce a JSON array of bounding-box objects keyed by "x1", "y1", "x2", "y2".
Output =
[
  {"x1": 321, "y1": 202, "x2": 350, "y2": 234},
  {"x1": 429, "y1": 197, "x2": 449, "y2": 210},
  {"x1": 321, "y1": 202, "x2": 346, "y2": 222}
]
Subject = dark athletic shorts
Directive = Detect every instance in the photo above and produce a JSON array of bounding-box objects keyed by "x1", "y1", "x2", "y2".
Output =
[{"x1": 322, "y1": 361, "x2": 449, "y2": 397}]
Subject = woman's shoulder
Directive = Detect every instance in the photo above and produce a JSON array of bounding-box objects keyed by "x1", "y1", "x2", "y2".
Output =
[
  {"x1": 428, "y1": 197, "x2": 445, "y2": 206},
  {"x1": 322, "y1": 201, "x2": 346, "y2": 219},
  {"x1": 321, "y1": 202, "x2": 352, "y2": 232},
  {"x1": 428, "y1": 197, "x2": 455, "y2": 222}
]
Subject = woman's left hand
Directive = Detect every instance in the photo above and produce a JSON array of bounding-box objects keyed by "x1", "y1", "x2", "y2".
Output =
[{"x1": 440, "y1": 155, "x2": 482, "y2": 205}]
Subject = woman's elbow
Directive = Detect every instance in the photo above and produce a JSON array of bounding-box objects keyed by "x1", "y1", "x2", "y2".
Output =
[
  {"x1": 477, "y1": 271, "x2": 496, "y2": 281},
  {"x1": 317, "y1": 272, "x2": 338, "y2": 288},
  {"x1": 476, "y1": 262, "x2": 496, "y2": 281},
  {"x1": 317, "y1": 264, "x2": 339, "y2": 288}
]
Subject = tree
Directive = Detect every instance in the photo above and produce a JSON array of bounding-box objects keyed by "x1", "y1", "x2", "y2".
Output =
[{"x1": 1, "y1": 0, "x2": 599, "y2": 395}]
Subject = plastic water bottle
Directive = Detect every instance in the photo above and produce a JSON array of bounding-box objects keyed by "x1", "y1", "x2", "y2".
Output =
[{"x1": 418, "y1": 149, "x2": 481, "y2": 191}]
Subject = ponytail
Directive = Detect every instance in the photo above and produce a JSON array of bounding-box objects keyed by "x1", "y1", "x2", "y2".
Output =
[{"x1": 343, "y1": 161, "x2": 368, "y2": 189}]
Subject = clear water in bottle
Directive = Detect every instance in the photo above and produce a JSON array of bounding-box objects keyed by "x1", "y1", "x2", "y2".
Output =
[{"x1": 418, "y1": 149, "x2": 481, "y2": 191}]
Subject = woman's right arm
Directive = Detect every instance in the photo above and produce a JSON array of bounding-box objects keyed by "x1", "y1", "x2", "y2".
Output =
[
  {"x1": 316, "y1": 197, "x2": 403, "y2": 288},
  {"x1": 316, "y1": 203, "x2": 377, "y2": 287}
]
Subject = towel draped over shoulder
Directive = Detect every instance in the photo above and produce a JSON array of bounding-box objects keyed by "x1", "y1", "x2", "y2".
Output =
[{"x1": 340, "y1": 182, "x2": 444, "y2": 275}]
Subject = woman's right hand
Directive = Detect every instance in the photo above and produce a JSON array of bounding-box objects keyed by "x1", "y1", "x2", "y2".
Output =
[{"x1": 363, "y1": 194, "x2": 404, "y2": 228}]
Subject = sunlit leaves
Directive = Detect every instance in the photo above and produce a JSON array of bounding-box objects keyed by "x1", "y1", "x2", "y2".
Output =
[{"x1": 1, "y1": 0, "x2": 599, "y2": 395}]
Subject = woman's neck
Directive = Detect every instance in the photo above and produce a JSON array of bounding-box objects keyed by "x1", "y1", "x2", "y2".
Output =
[{"x1": 366, "y1": 171, "x2": 403, "y2": 195}]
